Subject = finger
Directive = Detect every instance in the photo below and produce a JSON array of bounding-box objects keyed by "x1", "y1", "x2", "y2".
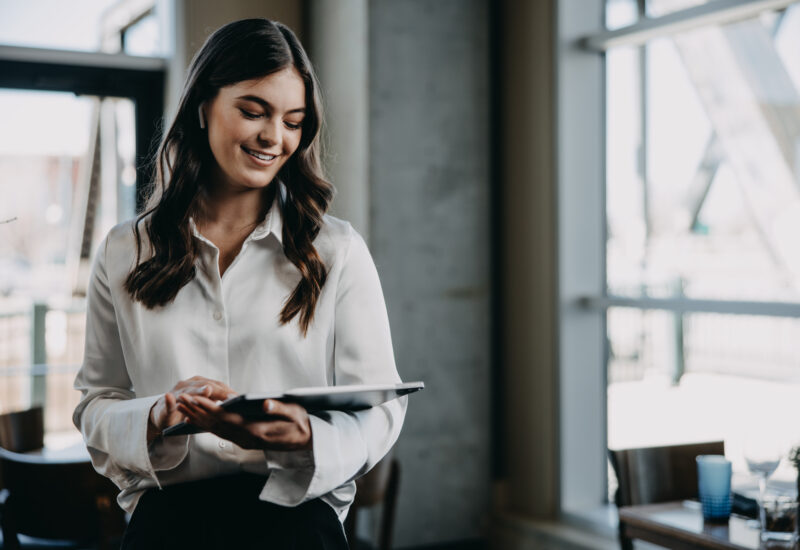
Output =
[
  {"x1": 193, "y1": 381, "x2": 235, "y2": 400},
  {"x1": 255, "y1": 420, "x2": 295, "y2": 438},
  {"x1": 193, "y1": 397, "x2": 248, "y2": 426},
  {"x1": 176, "y1": 394, "x2": 203, "y2": 412},
  {"x1": 176, "y1": 400, "x2": 202, "y2": 419},
  {"x1": 262, "y1": 399, "x2": 303, "y2": 423},
  {"x1": 164, "y1": 392, "x2": 177, "y2": 410},
  {"x1": 161, "y1": 393, "x2": 181, "y2": 426},
  {"x1": 194, "y1": 385, "x2": 215, "y2": 398},
  {"x1": 176, "y1": 394, "x2": 212, "y2": 415},
  {"x1": 165, "y1": 405, "x2": 188, "y2": 427},
  {"x1": 172, "y1": 378, "x2": 199, "y2": 390},
  {"x1": 177, "y1": 400, "x2": 215, "y2": 428},
  {"x1": 173, "y1": 377, "x2": 233, "y2": 397},
  {"x1": 178, "y1": 395, "x2": 242, "y2": 427},
  {"x1": 191, "y1": 394, "x2": 224, "y2": 412},
  {"x1": 150, "y1": 396, "x2": 165, "y2": 427},
  {"x1": 177, "y1": 401, "x2": 247, "y2": 446},
  {"x1": 154, "y1": 394, "x2": 178, "y2": 426},
  {"x1": 172, "y1": 386, "x2": 218, "y2": 405},
  {"x1": 208, "y1": 381, "x2": 237, "y2": 399},
  {"x1": 253, "y1": 420, "x2": 312, "y2": 450},
  {"x1": 175, "y1": 384, "x2": 210, "y2": 397}
]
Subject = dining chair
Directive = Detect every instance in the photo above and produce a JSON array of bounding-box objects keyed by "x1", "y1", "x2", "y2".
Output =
[
  {"x1": 609, "y1": 440, "x2": 725, "y2": 550},
  {"x1": 0, "y1": 407, "x2": 45, "y2": 453},
  {"x1": 345, "y1": 452, "x2": 401, "y2": 550},
  {"x1": 0, "y1": 406, "x2": 46, "y2": 494},
  {"x1": 0, "y1": 444, "x2": 126, "y2": 549}
]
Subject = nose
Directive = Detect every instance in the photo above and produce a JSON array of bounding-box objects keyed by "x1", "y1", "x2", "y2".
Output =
[{"x1": 257, "y1": 118, "x2": 282, "y2": 147}]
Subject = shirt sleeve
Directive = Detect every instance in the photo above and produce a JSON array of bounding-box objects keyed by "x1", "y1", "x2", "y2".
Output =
[
  {"x1": 72, "y1": 237, "x2": 189, "y2": 489},
  {"x1": 260, "y1": 226, "x2": 407, "y2": 506}
]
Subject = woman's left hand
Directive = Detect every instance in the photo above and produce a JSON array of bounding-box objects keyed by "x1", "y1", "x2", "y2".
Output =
[{"x1": 175, "y1": 395, "x2": 313, "y2": 451}]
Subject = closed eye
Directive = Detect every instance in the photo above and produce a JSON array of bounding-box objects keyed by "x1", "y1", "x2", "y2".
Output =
[
  {"x1": 285, "y1": 121, "x2": 302, "y2": 130},
  {"x1": 239, "y1": 108, "x2": 262, "y2": 120}
]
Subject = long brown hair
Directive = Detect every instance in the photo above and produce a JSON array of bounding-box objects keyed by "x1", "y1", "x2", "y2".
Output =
[{"x1": 124, "y1": 19, "x2": 333, "y2": 335}]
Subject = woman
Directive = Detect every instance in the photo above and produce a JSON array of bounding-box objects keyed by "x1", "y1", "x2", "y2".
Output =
[{"x1": 73, "y1": 18, "x2": 405, "y2": 549}]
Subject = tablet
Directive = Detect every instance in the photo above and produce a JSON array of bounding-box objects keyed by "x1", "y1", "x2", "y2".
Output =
[{"x1": 162, "y1": 381, "x2": 424, "y2": 437}]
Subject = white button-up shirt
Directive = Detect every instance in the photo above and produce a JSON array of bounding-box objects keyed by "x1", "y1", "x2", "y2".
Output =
[{"x1": 73, "y1": 192, "x2": 406, "y2": 521}]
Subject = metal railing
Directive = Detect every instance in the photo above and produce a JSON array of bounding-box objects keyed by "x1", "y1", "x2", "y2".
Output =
[
  {"x1": 0, "y1": 302, "x2": 85, "y2": 434},
  {"x1": 597, "y1": 296, "x2": 800, "y2": 384}
]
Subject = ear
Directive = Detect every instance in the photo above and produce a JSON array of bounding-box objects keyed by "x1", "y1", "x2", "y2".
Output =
[{"x1": 198, "y1": 103, "x2": 206, "y2": 129}]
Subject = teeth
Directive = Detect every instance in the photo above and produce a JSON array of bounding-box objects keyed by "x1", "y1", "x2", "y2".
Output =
[{"x1": 245, "y1": 148, "x2": 276, "y2": 161}]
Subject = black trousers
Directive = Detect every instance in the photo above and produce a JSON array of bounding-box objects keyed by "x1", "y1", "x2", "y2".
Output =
[{"x1": 120, "y1": 473, "x2": 349, "y2": 550}]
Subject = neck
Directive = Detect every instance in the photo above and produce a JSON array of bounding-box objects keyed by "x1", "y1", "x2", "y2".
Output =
[{"x1": 198, "y1": 182, "x2": 277, "y2": 231}]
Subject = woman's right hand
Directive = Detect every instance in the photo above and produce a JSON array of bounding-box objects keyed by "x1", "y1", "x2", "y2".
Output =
[{"x1": 147, "y1": 376, "x2": 237, "y2": 444}]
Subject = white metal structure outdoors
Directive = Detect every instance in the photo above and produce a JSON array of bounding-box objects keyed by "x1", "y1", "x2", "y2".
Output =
[{"x1": 558, "y1": 0, "x2": 800, "y2": 535}]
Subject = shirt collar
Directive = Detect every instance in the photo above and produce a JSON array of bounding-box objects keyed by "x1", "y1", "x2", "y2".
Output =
[
  {"x1": 189, "y1": 183, "x2": 284, "y2": 246},
  {"x1": 249, "y1": 184, "x2": 284, "y2": 244}
]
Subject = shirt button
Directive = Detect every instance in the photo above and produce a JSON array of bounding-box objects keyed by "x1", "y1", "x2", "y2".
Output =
[
  {"x1": 218, "y1": 440, "x2": 227, "y2": 449},
  {"x1": 213, "y1": 310, "x2": 223, "y2": 321}
]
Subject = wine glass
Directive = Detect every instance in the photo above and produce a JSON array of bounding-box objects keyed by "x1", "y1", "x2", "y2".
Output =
[{"x1": 743, "y1": 433, "x2": 783, "y2": 508}]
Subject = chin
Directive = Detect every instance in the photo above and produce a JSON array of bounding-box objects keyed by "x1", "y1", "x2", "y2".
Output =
[
  {"x1": 241, "y1": 180, "x2": 274, "y2": 190},
  {"x1": 237, "y1": 171, "x2": 278, "y2": 190}
]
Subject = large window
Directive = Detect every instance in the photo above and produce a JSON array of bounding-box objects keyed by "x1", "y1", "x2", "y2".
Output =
[
  {"x1": 603, "y1": 0, "x2": 800, "y2": 500},
  {"x1": 0, "y1": 0, "x2": 170, "y2": 57},
  {"x1": 0, "y1": 91, "x2": 138, "y2": 436},
  {"x1": 0, "y1": 0, "x2": 167, "y2": 444}
]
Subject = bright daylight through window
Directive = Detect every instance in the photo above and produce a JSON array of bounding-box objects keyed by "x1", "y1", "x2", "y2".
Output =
[
  {"x1": 605, "y1": 0, "x2": 800, "y2": 501},
  {"x1": 0, "y1": 0, "x2": 168, "y2": 443}
]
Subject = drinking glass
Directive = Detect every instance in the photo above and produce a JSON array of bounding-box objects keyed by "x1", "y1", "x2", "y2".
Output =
[
  {"x1": 760, "y1": 493, "x2": 798, "y2": 544},
  {"x1": 743, "y1": 435, "x2": 782, "y2": 503},
  {"x1": 696, "y1": 455, "x2": 733, "y2": 522},
  {"x1": 743, "y1": 431, "x2": 786, "y2": 539}
]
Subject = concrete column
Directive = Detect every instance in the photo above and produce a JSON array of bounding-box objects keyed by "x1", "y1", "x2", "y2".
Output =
[
  {"x1": 308, "y1": 0, "x2": 370, "y2": 241},
  {"x1": 369, "y1": 1, "x2": 491, "y2": 546}
]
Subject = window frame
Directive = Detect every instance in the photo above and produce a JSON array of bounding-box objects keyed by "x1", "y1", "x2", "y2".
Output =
[
  {"x1": 0, "y1": 44, "x2": 166, "y2": 211},
  {"x1": 0, "y1": 44, "x2": 165, "y2": 410},
  {"x1": 559, "y1": 0, "x2": 800, "y2": 530},
  {"x1": 557, "y1": 0, "x2": 608, "y2": 522}
]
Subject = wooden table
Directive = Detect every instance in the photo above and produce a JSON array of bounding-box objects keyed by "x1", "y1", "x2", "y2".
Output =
[
  {"x1": 619, "y1": 501, "x2": 798, "y2": 550},
  {"x1": 0, "y1": 439, "x2": 126, "y2": 546},
  {"x1": 24, "y1": 440, "x2": 90, "y2": 462}
]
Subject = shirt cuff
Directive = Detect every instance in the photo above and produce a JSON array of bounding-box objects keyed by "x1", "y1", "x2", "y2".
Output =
[
  {"x1": 263, "y1": 448, "x2": 315, "y2": 471},
  {"x1": 258, "y1": 416, "x2": 326, "y2": 506},
  {"x1": 97, "y1": 394, "x2": 159, "y2": 477},
  {"x1": 148, "y1": 433, "x2": 190, "y2": 472},
  {"x1": 137, "y1": 395, "x2": 189, "y2": 485}
]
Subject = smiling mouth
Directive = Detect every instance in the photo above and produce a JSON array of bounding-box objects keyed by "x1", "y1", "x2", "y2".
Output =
[{"x1": 242, "y1": 146, "x2": 278, "y2": 162}]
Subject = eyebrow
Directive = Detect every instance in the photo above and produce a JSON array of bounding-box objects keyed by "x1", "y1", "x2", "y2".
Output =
[{"x1": 235, "y1": 95, "x2": 306, "y2": 115}]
